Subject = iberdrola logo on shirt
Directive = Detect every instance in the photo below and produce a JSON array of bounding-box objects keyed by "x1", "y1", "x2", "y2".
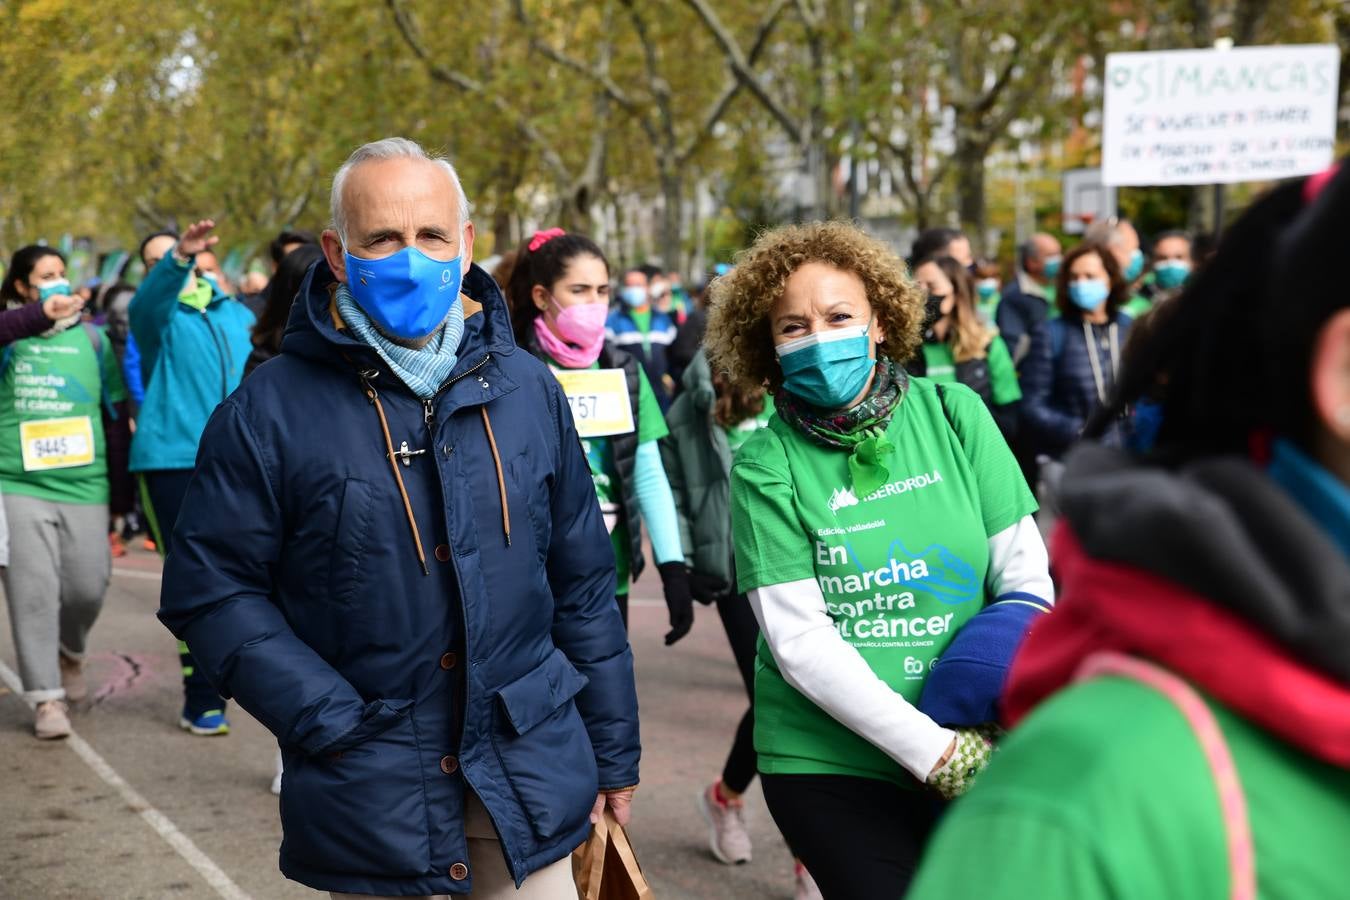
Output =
[{"x1": 827, "y1": 470, "x2": 943, "y2": 516}]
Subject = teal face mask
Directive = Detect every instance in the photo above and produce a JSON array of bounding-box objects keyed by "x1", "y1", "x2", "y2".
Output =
[
  {"x1": 776, "y1": 321, "x2": 875, "y2": 409},
  {"x1": 1153, "y1": 260, "x2": 1191, "y2": 290},
  {"x1": 36, "y1": 279, "x2": 72, "y2": 302},
  {"x1": 1123, "y1": 248, "x2": 1144, "y2": 282},
  {"x1": 1042, "y1": 256, "x2": 1062, "y2": 279},
  {"x1": 975, "y1": 279, "x2": 999, "y2": 302}
]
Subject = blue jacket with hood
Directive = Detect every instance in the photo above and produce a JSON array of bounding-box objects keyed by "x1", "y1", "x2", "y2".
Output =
[
  {"x1": 157, "y1": 260, "x2": 639, "y2": 895},
  {"x1": 128, "y1": 251, "x2": 255, "y2": 472}
]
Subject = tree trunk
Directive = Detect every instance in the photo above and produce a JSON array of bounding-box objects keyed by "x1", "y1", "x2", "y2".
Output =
[
  {"x1": 658, "y1": 168, "x2": 683, "y2": 269},
  {"x1": 955, "y1": 137, "x2": 987, "y2": 247}
]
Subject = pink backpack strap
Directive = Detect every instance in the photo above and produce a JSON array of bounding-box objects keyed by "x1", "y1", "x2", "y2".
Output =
[{"x1": 1075, "y1": 651, "x2": 1255, "y2": 900}]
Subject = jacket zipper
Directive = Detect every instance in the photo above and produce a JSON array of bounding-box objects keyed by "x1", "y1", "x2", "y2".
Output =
[
  {"x1": 201, "y1": 309, "x2": 230, "y2": 401},
  {"x1": 421, "y1": 353, "x2": 492, "y2": 738}
]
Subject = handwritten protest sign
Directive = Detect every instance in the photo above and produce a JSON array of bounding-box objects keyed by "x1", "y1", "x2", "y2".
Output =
[{"x1": 1102, "y1": 45, "x2": 1340, "y2": 187}]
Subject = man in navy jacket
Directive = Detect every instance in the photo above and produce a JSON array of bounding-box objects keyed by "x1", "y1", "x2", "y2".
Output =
[{"x1": 158, "y1": 138, "x2": 639, "y2": 898}]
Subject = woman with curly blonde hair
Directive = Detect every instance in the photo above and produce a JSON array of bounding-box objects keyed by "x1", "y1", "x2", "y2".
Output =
[
  {"x1": 706, "y1": 221, "x2": 1053, "y2": 899},
  {"x1": 911, "y1": 254, "x2": 1022, "y2": 439}
]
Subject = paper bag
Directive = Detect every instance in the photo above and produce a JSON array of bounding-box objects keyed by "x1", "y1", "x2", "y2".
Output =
[{"x1": 572, "y1": 809, "x2": 655, "y2": 900}]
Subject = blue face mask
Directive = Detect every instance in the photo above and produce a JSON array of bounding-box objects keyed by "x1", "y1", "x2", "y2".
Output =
[
  {"x1": 1042, "y1": 256, "x2": 1062, "y2": 279},
  {"x1": 200, "y1": 271, "x2": 221, "y2": 293},
  {"x1": 1123, "y1": 248, "x2": 1144, "y2": 282},
  {"x1": 619, "y1": 285, "x2": 648, "y2": 308},
  {"x1": 1068, "y1": 278, "x2": 1110, "y2": 311},
  {"x1": 1153, "y1": 260, "x2": 1191, "y2": 290},
  {"x1": 975, "y1": 279, "x2": 999, "y2": 303},
  {"x1": 36, "y1": 279, "x2": 72, "y2": 302},
  {"x1": 344, "y1": 245, "x2": 463, "y2": 340},
  {"x1": 776, "y1": 321, "x2": 875, "y2": 409}
]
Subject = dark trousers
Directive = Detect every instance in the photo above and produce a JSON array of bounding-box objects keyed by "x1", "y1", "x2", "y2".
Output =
[
  {"x1": 141, "y1": 470, "x2": 227, "y2": 718},
  {"x1": 761, "y1": 773, "x2": 941, "y2": 900},
  {"x1": 717, "y1": 591, "x2": 759, "y2": 794}
]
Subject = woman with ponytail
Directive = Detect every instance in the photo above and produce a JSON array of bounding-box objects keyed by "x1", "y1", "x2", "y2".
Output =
[
  {"x1": 910, "y1": 165, "x2": 1350, "y2": 899},
  {"x1": 507, "y1": 229, "x2": 694, "y2": 645}
]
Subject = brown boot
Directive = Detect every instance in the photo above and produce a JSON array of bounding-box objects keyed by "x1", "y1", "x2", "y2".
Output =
[
  {"x1": 34, "y1": 700, "x2": 71, "y2": 740},
  {"x1": 59, "y1": 654, "x2": 88, "y2": 704}
]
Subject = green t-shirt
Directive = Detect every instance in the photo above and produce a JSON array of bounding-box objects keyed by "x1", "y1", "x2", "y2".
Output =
[
  {"x1": 731, "y1": 378, "x2": 1036, "y2": 783},
  {"x1": 920, "y1": 337, "x2": 1022, "y2": 406},
  {"x1": 722, "y1": 395, "x2": 776, "y2": 457},
  {"x1": 1122, "y1": 293, "x2": 1152, "y2": 320},
  {"x1": 909, "y1": 677, "x2": 1350, "y2": 899},
  {"x1": 576, "y1": 365, "x2": 667, "y2": 594},
  {"x1": 0, "y1": 324, "x2": 127, "y2": 505}
]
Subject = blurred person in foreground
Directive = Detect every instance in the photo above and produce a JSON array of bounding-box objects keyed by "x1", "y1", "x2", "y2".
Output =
[
  {"x1": 158, "y1": 137, "x2": 638, "y2": 899},
  {"x1": 706, "y1": 222, "x2": 1052, "y2": 898},
  {"x1": 909, "y1": 163, "x2": 1350, "y2": 900}
]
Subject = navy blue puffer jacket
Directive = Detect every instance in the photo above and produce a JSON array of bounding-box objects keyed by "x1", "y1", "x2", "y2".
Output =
[
  {"x1": 158, "y1": 260, "x2": 639, "y2": 896},
  {"x1": 1019, "y1": 311, "x2": 1133, "y2": 459}
]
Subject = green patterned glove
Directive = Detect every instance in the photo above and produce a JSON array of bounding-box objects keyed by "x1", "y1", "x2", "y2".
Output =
[{"x1": 926, "y1": 726, "x2": 997, "y2": 800}]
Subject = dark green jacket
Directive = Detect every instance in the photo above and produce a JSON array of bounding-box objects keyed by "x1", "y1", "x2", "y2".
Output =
[{"x1": 659, "y1": 351, "x2": 734, "y2": 592}]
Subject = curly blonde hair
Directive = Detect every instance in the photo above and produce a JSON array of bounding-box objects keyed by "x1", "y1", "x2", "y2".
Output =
[{"x1": 704, "y1": 221, "x2": 925, "y2": 393}]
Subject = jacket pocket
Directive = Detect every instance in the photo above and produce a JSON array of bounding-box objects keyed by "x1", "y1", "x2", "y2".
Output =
[
  {"x1": 279, "y1": 699, "x2": 431, "y2": 877},
  {"x1": 492, "y1": 648, "x2": 598, "y2": 841},
  {"x1": 329, "y1": 478, "x2": 374, "y2": 606}
]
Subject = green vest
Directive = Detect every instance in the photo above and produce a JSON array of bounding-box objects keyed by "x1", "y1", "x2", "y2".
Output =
[{"x1": 0, "y1": 324, "x2": 122, "y2": 505}]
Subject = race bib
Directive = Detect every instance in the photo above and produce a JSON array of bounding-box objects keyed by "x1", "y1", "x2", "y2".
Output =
[
  {"x1": 553, "y1": 369, "x2": 635, "y2": 438},
  {"x1": 20, "y1": 416, "x2": 95, "y2": 471}
]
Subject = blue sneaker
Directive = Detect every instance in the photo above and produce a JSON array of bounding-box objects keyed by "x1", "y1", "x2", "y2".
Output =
[{"x1": 179, "y1": 709, "x2": 230, "y2": 736}]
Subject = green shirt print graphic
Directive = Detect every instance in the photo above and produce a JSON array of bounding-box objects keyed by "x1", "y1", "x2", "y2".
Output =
[{"x1": 731, "y1": 378, "x2": 1035, "y2": 783}]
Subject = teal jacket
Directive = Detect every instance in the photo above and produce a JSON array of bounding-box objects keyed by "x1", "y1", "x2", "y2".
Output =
[
  {"x1": 128, "y1": 252, "x2": 255, "y2": 472},
  {"x1": 659, "y1": 351, "x2": 735, "y2": 592}
]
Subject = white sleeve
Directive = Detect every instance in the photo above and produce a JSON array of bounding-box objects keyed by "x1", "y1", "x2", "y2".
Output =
[
  {"x1": 987, "y1": 515, "x2": 1054, "y2": 605},
  {"x1": 748, "y1": 580, "x2": 954, "y2": 781}
]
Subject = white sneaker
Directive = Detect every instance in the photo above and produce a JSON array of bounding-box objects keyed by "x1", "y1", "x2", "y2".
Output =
[
  {"x1": 34, "y1": 700, "x2": 72, "y2": 740},
  {"x1": 271, "y1": 749, "x2": 283, "y2": 795},
  {"x1": 697, "y1": 781, "x2": 752, "y2": 864}
]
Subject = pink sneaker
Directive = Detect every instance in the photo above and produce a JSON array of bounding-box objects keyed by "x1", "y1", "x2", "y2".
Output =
[
  {"x1": 795, "y1": 861, "x2": 823, "y2": 900},
  {"x1": 697, "y1": 780, "x2": 752, "y2": 864}
]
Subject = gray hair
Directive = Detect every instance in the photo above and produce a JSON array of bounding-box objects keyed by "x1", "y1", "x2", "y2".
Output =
[{"x1": 330, "y1": 137, "x2": 472, "y2": 245}]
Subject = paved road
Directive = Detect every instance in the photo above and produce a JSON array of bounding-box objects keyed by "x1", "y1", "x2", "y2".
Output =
[{"x1": 0, "y1": 545, "x2": 795, "y2": 899}]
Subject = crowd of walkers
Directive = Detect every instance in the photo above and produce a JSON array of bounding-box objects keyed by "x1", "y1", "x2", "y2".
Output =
[{"x1": 1, "y1": 135, "x2": 1346, "y2": 900}]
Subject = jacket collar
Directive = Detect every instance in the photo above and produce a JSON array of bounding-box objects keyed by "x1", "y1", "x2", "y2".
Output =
[{"x1": 1268, "y1": 438, "x2": 1350, "y2": 560}]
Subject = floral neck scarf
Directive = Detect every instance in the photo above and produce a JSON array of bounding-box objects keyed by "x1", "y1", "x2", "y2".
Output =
[{"x1": 775, "y1": 358, "x2": 907, "y2": 497}]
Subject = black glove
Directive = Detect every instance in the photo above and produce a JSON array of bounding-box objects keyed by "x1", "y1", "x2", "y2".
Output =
[
  {"x1": 688, "y1": 572, "x2": 729, "y2": 606},
  {"x1": 658, "y1": 561, "x2": 694, "y2": 646}
]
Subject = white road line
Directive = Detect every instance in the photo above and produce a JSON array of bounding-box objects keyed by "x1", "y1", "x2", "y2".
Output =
[{"x1": 0, "y1": 658, "x2": 251, "y2": 900}]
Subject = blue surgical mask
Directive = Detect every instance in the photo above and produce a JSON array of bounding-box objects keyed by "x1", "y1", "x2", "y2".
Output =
[
  {"x1": 200, "y1": 271, "x2": 221, "y2": 293},
  {"x1": 776, "y1": 321, "x2": 875, "y2": 409},
  {"x1": 344, "y1": 245, "x2": 463, "y2": 340},
  {"x1": 1153, "y1": 260, "x2": 1191, "y2": 290},
  {"x1": 1068, "y1": 278, "x2": 1110, "y2": 311},
  {"x1": 1123, "y1": 248, "x2": 1144, "y2": 282},
  {"x1": 619, "y1": 285, "x2": 648, "y2": 308},
  {"x1": 1042, "y1": 256, "x2": 1062, "y2": 279},
  {"x1": 36, "y1": 279, "x2": 72, "y2": 302},
  {"x1": 975, "y1": 279, "x2": 999, "y2": 302}
]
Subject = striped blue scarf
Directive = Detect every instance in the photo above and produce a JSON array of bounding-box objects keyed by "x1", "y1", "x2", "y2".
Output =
[{"x1": 335, "y1": 283, "x2": 465, "y2": 399}]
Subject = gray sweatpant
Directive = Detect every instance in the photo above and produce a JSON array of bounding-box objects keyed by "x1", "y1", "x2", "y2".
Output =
[{"x1": 1, "y1": 493, "x2": 110, "y2": 702}]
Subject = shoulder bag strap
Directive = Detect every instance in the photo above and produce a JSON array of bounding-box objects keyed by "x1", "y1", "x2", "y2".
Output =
[{"x1": 1075, "y1": 651, "x2": 1255, "y2": 900}]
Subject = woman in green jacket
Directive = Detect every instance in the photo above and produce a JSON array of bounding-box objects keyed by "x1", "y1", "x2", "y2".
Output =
[
  {"x1": 705, "y1": 222, "x2": 1052, "y2": 899},
  {"x1": 909, "y1": 167, "x2": 1350, "y2": 899}
]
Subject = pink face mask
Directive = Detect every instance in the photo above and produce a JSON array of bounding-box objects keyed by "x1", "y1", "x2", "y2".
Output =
[{"x1": 533, "y1": 297, "x2": 608, "y2": 368}]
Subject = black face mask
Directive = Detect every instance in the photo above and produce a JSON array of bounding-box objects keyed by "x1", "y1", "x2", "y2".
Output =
[{"x1": 922, "y1": 293, "x2": 946, "y2": 340}]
